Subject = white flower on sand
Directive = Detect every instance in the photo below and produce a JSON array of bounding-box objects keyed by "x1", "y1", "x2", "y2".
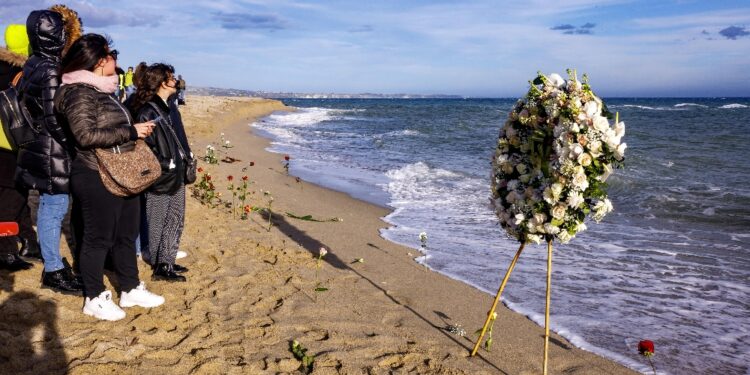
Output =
[
  {"x1": 419, "y1": 232, "x2": 428, "y2": 243},
  {"x1": 567, "y1": 191, "x2": 585, "y2": 208},
  {"x1": 319, "y1": 247, "x2": 328, "y2": 257},
  {"x1": 225, "y1": 140, "x2": 231, "y2": 145},
  {"x1": 548, "y1": 73, "x2": 565, "y2": 88},
  {"x1": 221, "y1": 132, "x2": 225, "y2": 136}
]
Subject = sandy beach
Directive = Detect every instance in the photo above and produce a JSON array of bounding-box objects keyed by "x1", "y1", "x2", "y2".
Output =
[{"x1": 0, "y1": 95, "x2": 639, "y2": 374}]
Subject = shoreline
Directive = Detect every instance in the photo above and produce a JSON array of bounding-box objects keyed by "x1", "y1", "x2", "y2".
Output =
[{"x1": 0, "y1": 95, "x2": 639, "y2": 374}]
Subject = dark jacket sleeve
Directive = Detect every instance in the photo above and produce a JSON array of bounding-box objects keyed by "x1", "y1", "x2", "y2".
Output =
[
  {"x1": 40, "y1": 65, "x2": 66, "y2": 145},
  {"x1": 137, "y1": 106, "x2": 172, "y2": 169},
  {"x1": 61, "y1": 86, "x2": 134, "y2": 149}
]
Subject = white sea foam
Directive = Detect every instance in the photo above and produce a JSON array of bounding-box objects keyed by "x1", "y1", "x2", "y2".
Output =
[
  {"x1": 376, "y1": 129, "x2": 422, "y2": 138},
  {"x1": 622, "y1": 104, "x2": 686, "y2": 111},
  {"x1": 675, "y1": 103, "x2": 708, "y2": 108},
  {"x1": 719, "y1": 103, "x2": 748, "y2": 109}
]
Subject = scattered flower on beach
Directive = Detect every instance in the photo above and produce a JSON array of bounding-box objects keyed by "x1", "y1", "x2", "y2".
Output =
[
  {"x1": 220, "y1": 133, "x2": 233, "y2": 149},
  {"x1": 638, "y1": 340, "x2": 657, "y2": 375},
  {"x1": 284, "y1": 155, "x2": 290, "y2": 161},
  {"x1": 206, "y1": 175, "x2": 212, "y2": 181},
  {"x1": 290, "y1": 340, "x2": 315, "y2": 374},
  {"x1": 355, "y1": 257, "x2": 364, "y2": 263},
  {"x1": 419, "y1": 232, "x2": 428, "y2": 248},
  {"x1": 203, "y1": 144, "x2": 219, "y2": 164},
  {"x1": 244, "y1": 205, "x2": 252, "y2": 213},
  {"x1": 227, "y1": 175, "x2": 233, "y2": 181},
  {"x1": 250, "y1": 161, "x2": 255, "y2": 166},
  {"x1": 314, "y1": 247, "x2": 329, "y2": 294},
  {"x1": 242, "y1": 175, "x2": 248, "y2": 181},
  {"x1": 197, "y1": 167, "x2": 203, "y2": 173},
  {"x1": 491, "y1": 70, "x2": 626, "y2": 245},
  {"x1": 319, "y1": 247, "x2": 328, "y2": 257}
]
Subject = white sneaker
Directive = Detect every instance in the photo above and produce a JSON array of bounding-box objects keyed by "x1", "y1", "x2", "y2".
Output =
[
  {"x1": 176, "y1": 250, "x2": 187, "y2": 259},
  {"x1": 120, "y1": 282, "x2": 165, "y2": 308},
  {"x1": 83, "y1": 290, "x2": 126, "y2": 321}
]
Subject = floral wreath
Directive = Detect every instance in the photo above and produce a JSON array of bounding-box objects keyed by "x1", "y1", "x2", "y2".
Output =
[{"x1": 491, "y1": 70, "x2": 626, "y2": 244}]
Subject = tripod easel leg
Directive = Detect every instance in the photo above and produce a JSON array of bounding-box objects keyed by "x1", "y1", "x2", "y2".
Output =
[
  {"x1": 470, "y1": 242, "x2": 525, "y2": 357},
  {"x1": 542, "y1": 239, "x2": 553, "y2": 375}
]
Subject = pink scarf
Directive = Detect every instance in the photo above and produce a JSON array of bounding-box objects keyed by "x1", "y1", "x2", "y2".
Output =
[{"x1": 61, "y1": 70, "x2": 118, "y2": 93}]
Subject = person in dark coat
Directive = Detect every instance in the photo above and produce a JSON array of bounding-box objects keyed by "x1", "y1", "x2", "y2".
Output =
[
  {"x1": 0, "y1": 24, "x2": 36, "y2": 271},
  {"x1": 56, "y1": 33, "x2": 164, "y2": 321},
  {"x1": 129, "y1": 63, "x2": 191, "y2": 282},
  {"x1": 15, "y1": 10, "x2": 81, "y2": 293}
]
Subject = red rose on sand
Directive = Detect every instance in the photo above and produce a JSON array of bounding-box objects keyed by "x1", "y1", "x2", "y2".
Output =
[
  {"x1": 206, "y1": 175, "x2": 212, "y2": 181},
  {"x1": 249, "y1": 161, "x2": 255, "y2": 167},
  {"x1": 197, "y1": 167, "x2": 204, "y2": 173},
  {"x1": 227, "y1": 175, "x2": 233, "y2": 181},
  {"x1": 242, "y1": 176, "x2": 248, "y2": 181},
  {"x1": 638, "y1": 340, "x2": 655, "y2": 356},
  {"x1": 244, "y1": 205, "x2": 252, "y2": 213},
  {"x1": 284, "y1": 155, "x2": 290, "y2": 161}
]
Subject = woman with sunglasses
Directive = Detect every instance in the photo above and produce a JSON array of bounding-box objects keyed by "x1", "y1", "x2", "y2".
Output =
[
  {"x1": 128, "y1": 63, "x2": 190, "y2": 282},
  {"x1": 55, "y1": 34, "x2": 165, "y2": 321}
]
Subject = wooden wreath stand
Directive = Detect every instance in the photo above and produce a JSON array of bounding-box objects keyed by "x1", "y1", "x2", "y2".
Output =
[{"x1": 471, "y1": 238, "x2": 554, "y2": 375}]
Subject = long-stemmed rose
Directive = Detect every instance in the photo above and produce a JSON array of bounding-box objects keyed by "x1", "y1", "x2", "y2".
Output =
[{"x1": 638, "y1": 340, "x2": 657, "y2": 375}]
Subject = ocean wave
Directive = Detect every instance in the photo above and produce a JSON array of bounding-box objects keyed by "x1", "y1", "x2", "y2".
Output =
[
  {"x1": 375, "y1": 129, "x2": 423, "y2": 138},
  {"x1": 718, "y1": 103, "x2": 748, "y2": 109},
  {"x1": 674, "y1": 103, "x2": 708, "y2": 108},
  {"x1": 259, "y1": 107, "x2": 348, "y2": 127},
  {"x1": 621, "y1": 104, "x2": 686, "y2": 111}
]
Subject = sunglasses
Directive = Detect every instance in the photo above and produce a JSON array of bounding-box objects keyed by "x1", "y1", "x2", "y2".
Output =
[{"x1": 108, "y1": 49, "x2": 119, "y2": 60}]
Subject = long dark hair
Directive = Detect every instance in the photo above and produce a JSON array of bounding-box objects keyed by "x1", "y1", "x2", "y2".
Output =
[
  {"x1": 61, "y1": 33, "x2": 111, "y2": 74},
  {"x1": 130, "y1": 63, "x2": 174, "y2": 113}
]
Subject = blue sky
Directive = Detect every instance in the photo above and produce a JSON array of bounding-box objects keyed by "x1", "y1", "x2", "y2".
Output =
[{"x1": 1, "y1": 0, "x2": 749, "y2": 97}]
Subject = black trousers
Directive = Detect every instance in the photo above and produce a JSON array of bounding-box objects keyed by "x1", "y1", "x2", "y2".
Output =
[
  {"x1": 0, "y1": 186, "x2": 36, "y2": 256},
  {"x1": 70, "y1": 164, "x2": 140, "y2": 297}
]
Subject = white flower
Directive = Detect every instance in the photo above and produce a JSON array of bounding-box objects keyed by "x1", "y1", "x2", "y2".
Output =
[
  {"x1": 614, "y1": 121, "x2": 625, "y2": 139},
  {"x1": 543, "y1": 187, "x2": 557, "y2": 204},
  {"x1": 557, "y1": 230, "x2": 572, "y2": 243},
  {"x1": 588, "y1": 140, "x2": 602, "y2": 157},
  {"x1": 570, "y1": 143, "x2": 584, "y2": 158},
  {"x1": 502, "y1": 162, "x2": 514, "y2": 175},
  {"x1": 527, "y1": 234, "x2": 542, "y2": 244},
  {"x1": 567, "y1": 191, "x2": 584, "y2": 208},
  {"x1": 543, "y1": 223, "x2": 560, "y2": 235},
  {"x1": 551, "y1": 203, "x2": 567, "y2": 220},
  {"x1": 221, "y1": 132, "x2": 225, "y2": 136},
  {"x1": 570, "y1": 122, "x2": 580, "y2": 133},
  {"x1": 225, "y1": 140, "x2": 231, "y2": 145},
  {"x1": 567, "y1": 80, "x2": 582, "y2": 91},
  {"x1": 572, "y1": 172, "x2": 589, "y2": 191},
  {"x1": 532, "y1": 213, "x2": 547, "y2": 226},
  {"x1": 583, "y1": 101, "x2": 599, "y2": 118},
  {"x1": 593, "y1": 116, "x2": 610, "y2": 133},
  {"x1": 614, "y1": 143, "x2": 627, "y2": 161},
  {"x1": 551, "y1": 183, "x2": 563, "y2": 198},
  {"x1": 577, "y1": 152, "x2": 592, "y2": 167},
  {"x1": 548, "y1": 73, "x2": 565, "y2": 88},
  {"x1": 319, "y1": 247, "x2": 328, "y2": 257},
  {"x1": 514, "y1": 213, "x2": 525, "y2": 225}
]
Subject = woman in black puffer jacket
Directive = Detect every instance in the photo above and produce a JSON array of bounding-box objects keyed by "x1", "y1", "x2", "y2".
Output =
[
  {"x1": 129, "y1": 63, "x2": 190, "y2": 282},
  {"x1": 15, "y1": 9, "x2": 80, "y2": 293},
  {"x1": 55, "y1": 34, "x2": 164, "y2": 321}
]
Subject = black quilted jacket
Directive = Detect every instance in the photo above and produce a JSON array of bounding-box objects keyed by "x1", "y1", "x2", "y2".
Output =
[
  {"x1": 15, "y1": 10, "x2": 70, "y2": 193},
  {"x1": 135, "y1": 96, "x2": 184, "y2": 194},
  {"x1": 55, "y1": 83, "x2": 138, "y2": 171}
]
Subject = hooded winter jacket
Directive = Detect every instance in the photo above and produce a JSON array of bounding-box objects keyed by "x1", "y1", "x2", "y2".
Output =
[{"x1": 15, "y1": 10, "x2": 70, "y2": 193}]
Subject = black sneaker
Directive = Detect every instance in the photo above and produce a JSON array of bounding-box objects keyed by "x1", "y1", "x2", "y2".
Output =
[
  {"x1": 42, "y1": 268, "x2": 83, "y2": 295},
  {"x1": 172, "y1": 264, "x2": 189, "y2": 273},
  {"x1": 152, "y1": 263, "x2": 186, "y2": 282},
  {"x1": 18, "y1": 237, "x2": 43, "y2": 262}
]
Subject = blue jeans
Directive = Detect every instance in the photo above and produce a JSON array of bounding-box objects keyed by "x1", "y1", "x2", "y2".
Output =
[
  {"x1": 38, "y1": 193, "x2": 68, "y2": 272},
  {"x1": 125, "y1": 85, "x2": 135, "y2": 100}
]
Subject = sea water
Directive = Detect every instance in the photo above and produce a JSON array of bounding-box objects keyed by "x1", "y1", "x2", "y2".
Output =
[{"x1": 251, "y1": 98, "x2": 750, "y2": 374}]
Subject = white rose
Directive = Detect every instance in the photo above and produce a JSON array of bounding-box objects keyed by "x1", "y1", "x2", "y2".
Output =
[
  {"x1": 548, "y1": 73, "x2": 565, "y2": 88},
  {"x1": 543, "y1": 187, "x2": 557, "y2": 204},
  {"x1": 614, "y1": 143, "x2": 627, "y2": 161},
  {"x1": 567, "y1": 80, "x2": 582, "y2": 91},
  {"x1": 567, "y1": 191, "x2": 584, "y2": 208},
  {"x1": 572, "y1": 172, "x2": 589, "y2": 191},
  {"x1": 533, "y1": 213, "x2": 547, "y2": 225},
  {"x1": 614, "y1": 121, "x2": 625, "y2": 139},
  {"x1": 583, "y1": 101, "x2": 599, "y2": 118},
  {"x1": 514, "y1": 213, "x2": 525, "y2": 225},
  {"x1": 526, "y1": 221, "x2": 536, "y2": 233},
  {"x1": 593, "y1": 116, "x2": 610, "y2": 133},
  {"x1": 570, "y1": 122, "x2": 580, "y2": 133},
  {"x1": 577, "y1": 152, "x2": 592, "y2": 167},
  {"x1": 551, "y1": 203, "x2": 567, "y2": 220},
  {"x1": 588, "y1": 140, "x2": 602, "y2": 157},
  {"x1": 496, "y1": 154, "x2": 508, "y2": 164}
]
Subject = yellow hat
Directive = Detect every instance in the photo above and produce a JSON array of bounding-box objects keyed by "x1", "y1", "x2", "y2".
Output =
[{"x1": 4, "y1": 24, "x2": 29, "y2": 57}]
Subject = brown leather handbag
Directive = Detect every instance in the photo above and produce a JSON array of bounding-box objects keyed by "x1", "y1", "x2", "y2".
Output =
[{"x1": 95, "y1": 140, "x2": 162, "y2": 197}]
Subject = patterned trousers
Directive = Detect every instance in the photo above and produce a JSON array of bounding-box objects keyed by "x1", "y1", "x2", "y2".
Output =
[{"x1": 145, "y1": 184, "x2": 185, "y2": 265}]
